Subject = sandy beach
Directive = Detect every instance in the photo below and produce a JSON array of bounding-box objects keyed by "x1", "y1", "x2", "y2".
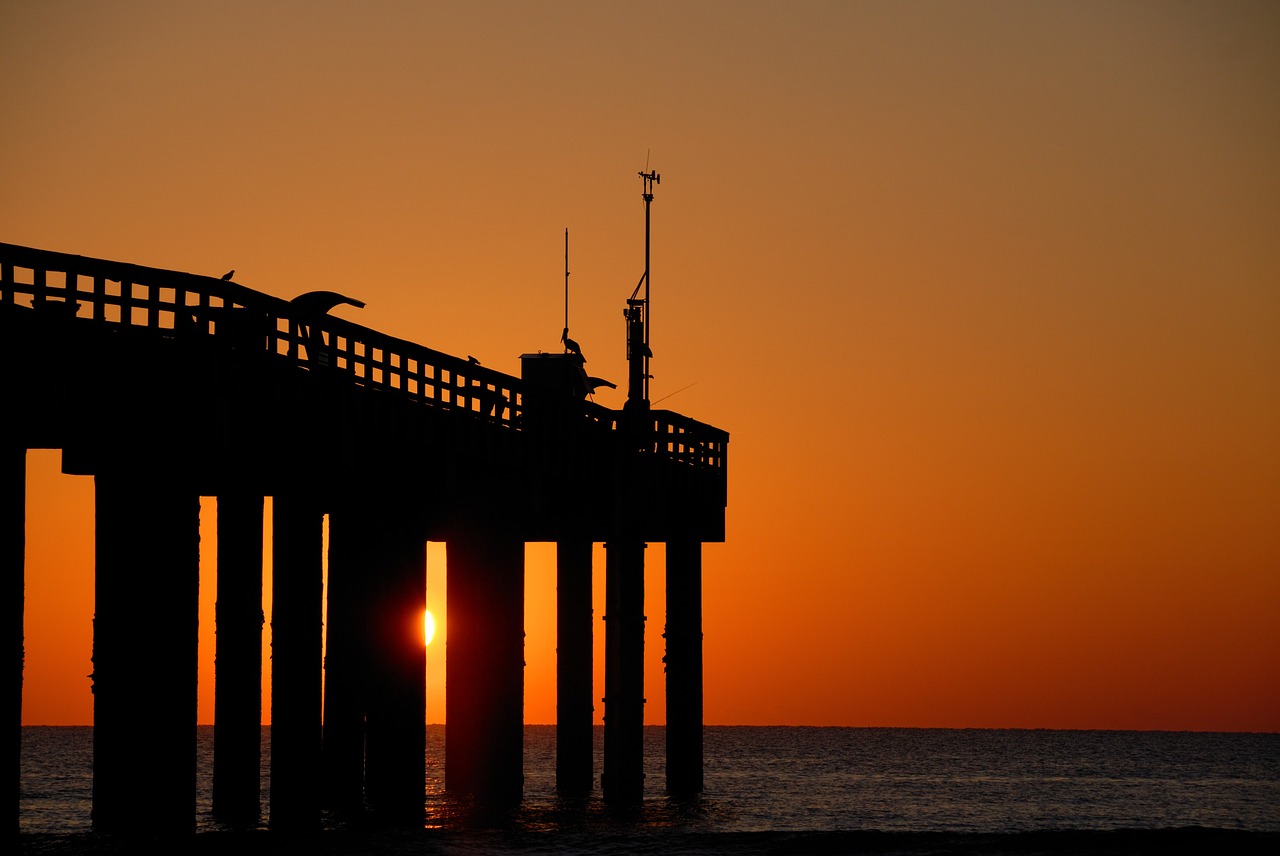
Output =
[{"x1": 16, "y1": 828, "x2": 1280, "y2": 856}]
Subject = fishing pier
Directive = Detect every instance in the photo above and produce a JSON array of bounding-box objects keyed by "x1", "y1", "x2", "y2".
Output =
[{"x1": 3, "y1": 178, "x2": 727, "y2": 832}]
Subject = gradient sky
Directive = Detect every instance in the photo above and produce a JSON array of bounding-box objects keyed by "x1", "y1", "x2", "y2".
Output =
[{"x1": 5, "y1": 0, "x2": 1278, "y2": 730}]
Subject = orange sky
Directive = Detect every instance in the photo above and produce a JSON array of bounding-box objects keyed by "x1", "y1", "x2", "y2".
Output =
[{"x1": 5, "y1": 1, "x2": 1278, "y2": 731}]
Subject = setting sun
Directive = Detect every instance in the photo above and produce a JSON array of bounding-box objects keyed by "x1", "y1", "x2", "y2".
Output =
[{"x1": 423, "y1": 609, "x2": 436, "y2": 647}]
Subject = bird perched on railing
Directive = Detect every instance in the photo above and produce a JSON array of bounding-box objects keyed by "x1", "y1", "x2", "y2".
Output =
[
  {"x1": 221, "y1": 270, "x2": 235, "y2": 281},
  {"x1": 287, "y1": 291, "x2": 365, "y2": 369},
  {"x1": 289, "y1": 290, "x2": 366, "y2": 314},
  {"x1": 587, "y1": 376, "x2": 616, "y2": 394}
]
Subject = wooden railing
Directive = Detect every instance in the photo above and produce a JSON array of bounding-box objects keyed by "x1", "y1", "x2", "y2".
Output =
[{"x1": 0, "y1": 242, "x2": 726, "y2": 473}]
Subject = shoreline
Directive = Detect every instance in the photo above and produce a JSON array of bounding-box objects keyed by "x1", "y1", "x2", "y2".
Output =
[{"x1": 18, "y1": 827, "x2": 1280, "y2": 855}]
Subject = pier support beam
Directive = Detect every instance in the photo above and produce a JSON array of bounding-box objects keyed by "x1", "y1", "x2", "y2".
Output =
[
  {"x1": 665, "y1": 540, "x2": 703, "y2": 797},
  {"x1": 602, "y1": 540, "x2": 646, "y2": 804},
  {"x1": 4, "y1": 447, "x2": 24, "y2": 834},
  {"x1": 92, "y1": 473, "x2": 200, "y2": 834},
  {"x1": 269, "y1": 496, "x2": 324, "y2": 831},
  {"x1": 211, "y1": 493, "x2": 264, "y2": 825},
  {"x1": 322, "y1": 504, "x2": 427, "y2": 818},
  {"x1": 361, "y1": 508, "x2": 427, "y2": 823},
  {"x1": 556, "y1": 539, "x2": 593, "y2": 796},
  {"x1": 321, "y1": 508, "x2": 372, "y2": 815},
  {"x1": 445, "y1": 530, "x2": 524, "y2": 806},
  {"x1": 325, "y1": 503, "x2": 428, "y2": 823}
]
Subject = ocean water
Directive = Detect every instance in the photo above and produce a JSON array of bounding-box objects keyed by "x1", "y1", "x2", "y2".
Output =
[{"x1": 18, "y1": 725, "x2": 1280, "y2": 836}]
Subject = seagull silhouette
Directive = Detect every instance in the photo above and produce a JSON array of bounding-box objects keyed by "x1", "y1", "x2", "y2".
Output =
[{"x1": 221, "y1": 270, "x2": 234, "y2": 281}]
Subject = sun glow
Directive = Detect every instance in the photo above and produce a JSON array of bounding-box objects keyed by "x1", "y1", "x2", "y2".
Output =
[{"x1": 423, "y1": 609, "x2": 436, "y2": 647}]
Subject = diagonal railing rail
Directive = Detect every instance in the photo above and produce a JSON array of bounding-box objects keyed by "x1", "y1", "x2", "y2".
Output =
[{"x1": 0, "y1": 242, "x2": 726, "y2": 473}]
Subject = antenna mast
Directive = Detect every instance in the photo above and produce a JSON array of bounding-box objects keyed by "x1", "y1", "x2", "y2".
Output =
[
  {"x1": 563, "y1": 227, "x2": 570, "y2": 351},
  {"x1": 626, "y1": 168, "x2": 659, "y2": 411}
]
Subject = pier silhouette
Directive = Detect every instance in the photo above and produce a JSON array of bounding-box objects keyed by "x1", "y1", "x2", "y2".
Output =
[{"x1": 2, "y1": 229, "x2": 727, "y2": 832}]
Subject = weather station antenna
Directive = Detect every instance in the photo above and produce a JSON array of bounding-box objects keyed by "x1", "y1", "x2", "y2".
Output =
[
  {"x1": 625, "y1": 167, "x2": 659, "y2": 412},
  {"x1": 562, "y1": 228, "x2": 572, "y2": 351},
  {"x1": 560, "y1": 227, "x2": 584, "y2": 360}
]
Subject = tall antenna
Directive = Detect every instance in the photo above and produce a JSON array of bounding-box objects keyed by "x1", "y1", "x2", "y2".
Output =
[
  {"x1": 563, "y1": 227, "x2": 570, "y2": 347},
  {"x1": 640, "y1": 168, "x2": 658, "y2": 313},
  {"x1": 561, "y1": 227, "x2": 583, "y2": 359},
  {"x1": 625, "y1": 167, "x2": 659, "y2": 411}
]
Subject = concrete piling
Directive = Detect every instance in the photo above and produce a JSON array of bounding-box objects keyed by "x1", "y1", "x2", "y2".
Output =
[
  {"x1": 556, "y1": 539, "x2": 594, "y2": 796},
  {"x1": 4, "y1": 448, "x2": 24, "y2": 834},
  {"x1": 602, "y1": 539, "x2": 646, "y2": 804},
  {"x1": 665, "y1": 539, "x2": 704, "y2": 798},
  {"x1": 92, "y1": 473, "x2": 200, "y2": 834},
  {"x1": 211, "y1": 493, "x2": 265, "y2": 824},
  {"x1": 362, "y1": 508, "x2": 428, "y2": 823},
  {"x1": 445, "y1": 529, "x2": 524, "y2": 806},
  {"x1": 268, "y1": 496, "x2": 324, "y2": 830}
]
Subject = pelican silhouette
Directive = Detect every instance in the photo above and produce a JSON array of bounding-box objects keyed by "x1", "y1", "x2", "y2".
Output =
[
  {"x1": 288, "y1": 291, "x2": 365, "y2": 369},
  {"x1": 290, "y1": 290, "x2": 366, "y2": 314},
  {"x1": 561, "y1": 327, "x2": 583, "y2": 360}
]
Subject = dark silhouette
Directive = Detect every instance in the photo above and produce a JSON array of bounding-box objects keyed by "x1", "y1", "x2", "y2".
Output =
[
  {"x1": 221, "y1": 269, "x2": 235, "y2": 280},
  {"x1": 289, "y1": 289, "x2": 365, "y2": 313},
  {"x1": 587, "y1": 376, "x2": 617, "y2": 394},
  {"x1": 288, "y1": 290, "x2": 365, "y2": 368},
  {"x1": 3, "y1": 174, "x2": 723, "y2": 832},
  {"x1": 561, "y1": 326, "x2": 583, "y2": 359}
]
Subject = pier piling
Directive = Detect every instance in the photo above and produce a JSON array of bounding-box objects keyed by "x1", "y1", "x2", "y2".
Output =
[
  {"x1": 4, "y1": 448, "x2": 24, "y2": 834},
  {"x1": 211, "y1": 493, "x2": 265, "y2": 824},
  {"x1": 362, "y1": 506, "x2": 428, "y2": 823},
  {"x1": 556, "y1": 539, "x2": 594, "y2": 795},
  {"x1": 665, "y1": 539, "x2": 704, "y2": 797},
  {"x1": 603, "y1": 539, "x2": 646, "y2": 803},
  {"x1": 92, "y1": 473, "x2": 200, "y2": 834},
  {"x1": 445, "y1": 528, "x2": 524, "y2": 806},
  {"x1": 268, "y1": 496, "x2": 324, "y2": 830}
]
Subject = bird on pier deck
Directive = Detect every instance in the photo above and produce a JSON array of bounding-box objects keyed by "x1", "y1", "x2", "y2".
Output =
[
  {"x1": 561, "y1": 327, "x2": 584, "y2": 360},
  {"x1": 289, "y1": 290, "x2": 366, "y2": 314},
  {"x1": 220, "y1": 270, "x2": 235, "y2": 281}
]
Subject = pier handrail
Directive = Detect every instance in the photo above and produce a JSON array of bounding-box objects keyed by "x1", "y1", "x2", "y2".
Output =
[{"x1": 0, "y1": 242, "x2": 726, "y2": 472}]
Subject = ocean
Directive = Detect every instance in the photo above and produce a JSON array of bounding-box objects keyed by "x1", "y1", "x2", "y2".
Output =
[{"x1": 19, "y1": 725, "x2": 1279, "y2": 840}]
